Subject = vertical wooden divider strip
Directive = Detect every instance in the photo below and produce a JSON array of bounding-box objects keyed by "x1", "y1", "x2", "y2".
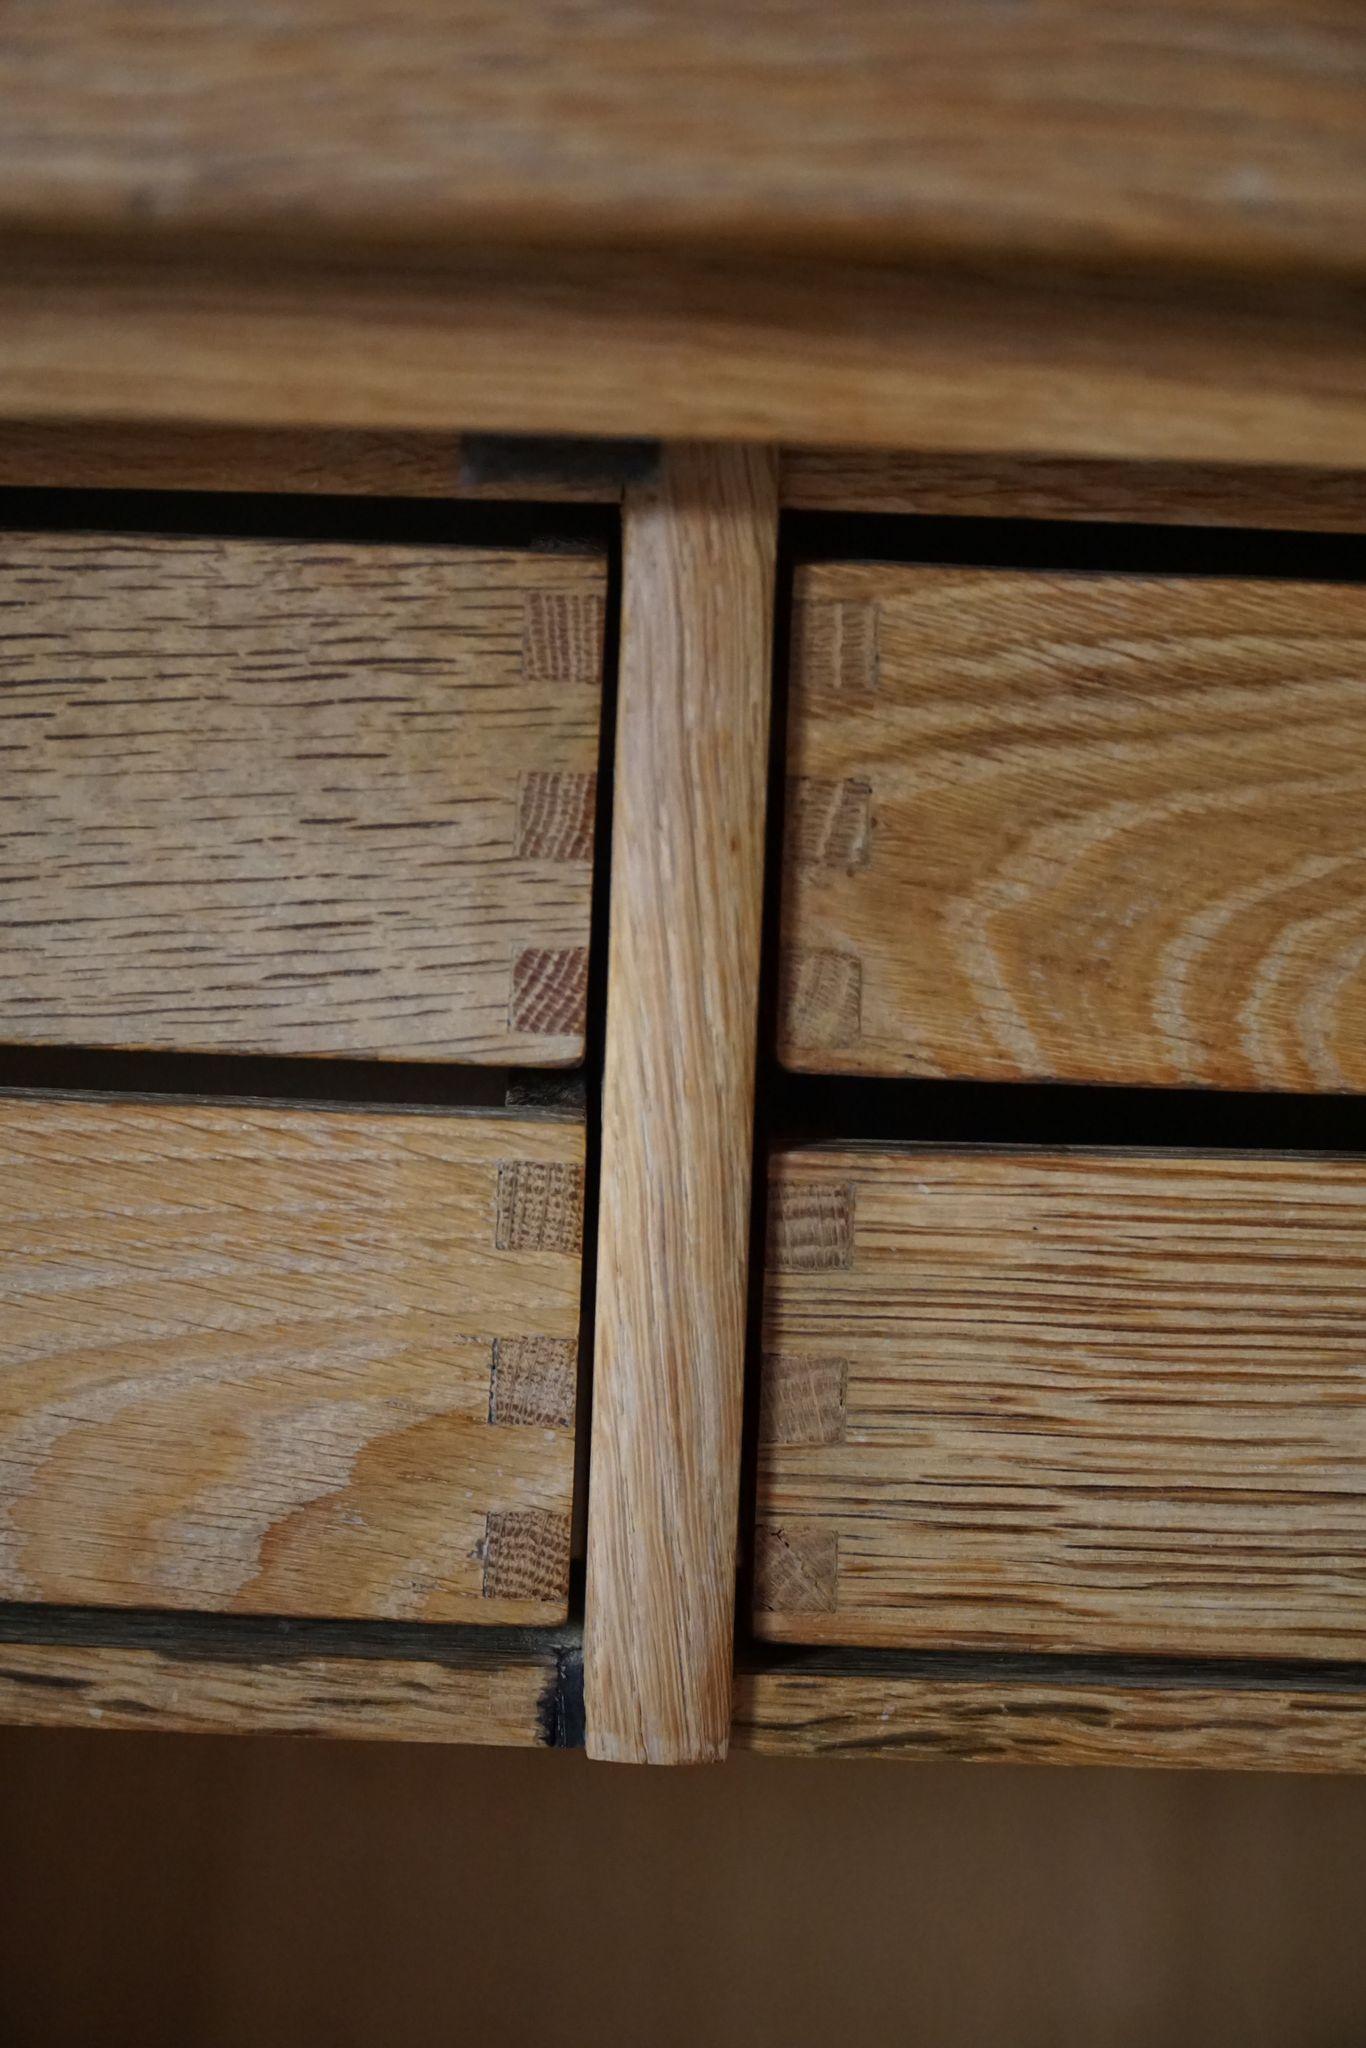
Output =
[{"x1": 584, "y1": 443, "x2": 779, "y2": 1764}]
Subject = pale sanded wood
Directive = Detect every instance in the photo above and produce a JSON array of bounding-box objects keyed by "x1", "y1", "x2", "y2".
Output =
[
  {"x1": 3, "y1": 3, "x2": 1365, "y2": 281},
  {"x1": 584, "y1": 445, "x2": 778, "y2": 1764},
  {"x1": 6, "y1": 247, "x2": 1366, "y2": 469},
  {"x1": 780, "y1": 563, "x2": 1366, "y2": 1091},
  {"x1": 0, "y1": 532, "x2": 604, "y2": 1063},
  {"x1": 757, "y1": 1146, "x2": 1366, "y2": 1659},
  {"x1": 733, "y1": 1666, "x2": 1366, "y2": 1775},
  {"x1": 0, "y1": 1627, "x2": 569, "y2": 1746},
  {"x1": 781, "y1": 451, "x2": 1366, "y2": 530},
  {"x1": 0, "y1": 1096, "x2": 583, "y2": 1622}
]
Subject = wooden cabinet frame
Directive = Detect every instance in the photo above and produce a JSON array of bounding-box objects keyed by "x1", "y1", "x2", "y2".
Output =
[{"x1": 4, "y1": 434, "x2": 1365, "y2": 1771}]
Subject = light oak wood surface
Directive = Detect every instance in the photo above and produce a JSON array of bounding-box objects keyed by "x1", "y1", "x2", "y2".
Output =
[
  {"x1": 780, "y1": 562, "x2": 1366, "y2": 1091},
  {"x1": 3, "y1": 2, "x2": 1364, "y2": 280},
  {"x1": 0, "y1": 1622, "x2": 572, "y2": 1747},
  {"x1": 0, "y1": 1096, "x2": 583, "y2": 1623},
  {"x1": 733, "y1": 1664, "x2": 1366, "y2": 1775},
  {"x1": 0, "y1": 531, "x2": 604, "y2": 1063},
  {"x1": 757, "y1": 1146, "x2": 1366, "y2": 1659},
  {"x1": 584, "y1": 445, "x2": 778, "y2": 1764},
  {"x1": 5, "y1": 247, "x2": 1366, "y2": 468}
]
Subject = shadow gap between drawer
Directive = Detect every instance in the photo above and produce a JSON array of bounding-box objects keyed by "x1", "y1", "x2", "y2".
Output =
[
  {"x1": 0, "y1": 1599, "x2": 580, "y2": 1666},
  {"x1": 735, "y1": 531, "x2": 800, "y2": 1641},
  {"x1": 564, "y1": 500, "x2": 622, "y2": 1609},
  {"x1": 767, "y1": 1071, "x2": 1366, "y2": 1154},
  {"x1": 738, "y1": 1641, "x2": 1366, "y2": 1696},
  {"x1": 782, "y1": 511, "x2": 1366, "y2": 582},
  {"x1": 0, "y1": 488, "x2": 614, "y2": 554},
  {"x1": 0, "y1": 1047, "x2": 538, "y2": 1113}
]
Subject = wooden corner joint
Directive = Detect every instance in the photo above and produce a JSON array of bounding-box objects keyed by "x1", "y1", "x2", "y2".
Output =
[{"x1": 754, "y1": 1522, "x2": 839, "y2": 1613}]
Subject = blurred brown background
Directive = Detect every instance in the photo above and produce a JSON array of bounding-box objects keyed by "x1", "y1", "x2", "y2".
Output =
[{"x1": 2, "y1": 1730, "x2": 1364, "y2": 2046}]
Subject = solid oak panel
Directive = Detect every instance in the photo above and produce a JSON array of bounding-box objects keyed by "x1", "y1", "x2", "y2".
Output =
[
  {"x1": 584, "y1": 445, "x2": 778, "y2": 1764},
  {"x1": 733, "y1": 1665, "x2": 1366, "y2": 1775},
  {"x1": 0, "y1": 531, "x2": 604, "y2": 1063},
  {"x1": 7, "y1": 247, "x2": 1366, "y2": 468},
  {"x1": 0, "y1": 1097, "x2": 583, "y2": 1623},
  {"x1": 780, "y1": 563, "x2": 1366, "y2": 1090},
  {"x1": 757, "y1": 1146, "x2": 1366, "y2": 1659},
  {"x1": 0, "y1": 1623, "x2": 571, "y2": 1747},
  {"x1": 4, "y1": 2, "x2": 1365, "y2": 280}
]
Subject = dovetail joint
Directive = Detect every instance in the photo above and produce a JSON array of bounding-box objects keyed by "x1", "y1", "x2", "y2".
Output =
[
  {"x1": 489, "y1": 1336, "x2": 577, "y2": 1428},
  {"x1": 509, "y1": 945, "x2": 590, "y2": 1038},
  {"x1": 481, "y1": 1509, "x2": 572, "y2": 1601},
  {"x1": 754, "y1": 1522, "x2": 839, "y2": 1611},
  {"x1": 522, "y1": 591, "x2": 606, "y2": 685},
  {"x1": 494, "y1": 1160, "x2": 586, "y2": 1253},
  {"x1": 759, "y1": 1353, "x2": 849, "y2": 1446},
  {"x1": 767, "y1": 1181, "x2": 856, "y2": 1272}
]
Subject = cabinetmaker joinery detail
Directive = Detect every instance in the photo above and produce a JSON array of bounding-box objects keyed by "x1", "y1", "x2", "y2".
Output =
[
  {"x1": 4, "y1": 442, "x2": 1366, "y2": 1771},
  {"x1": 0, "y1": 1096, "x2": 584, "y2": 1624},
  {"x1": 5, "y1": 0, "x2": 1366, "y2": 1769},
  {"x1": 779, "y1": 563, "x2": 1366, "y2": 1091},
  {"x1": 0, "y1": 530, "x2": 606, "y2": 1065},
  {"x1": 756, "y1": 1147, "x2": 1366, "y2": 1659}
]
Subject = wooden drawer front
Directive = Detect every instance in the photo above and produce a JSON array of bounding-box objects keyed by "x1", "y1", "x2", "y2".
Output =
[
  {"x1": 0, "y1": 1097, "x2": 583, "y2": 1623},
  {"x1": 757, "y1": 1147, "x2": 1366, "y2": 1658},
  {"x1": 0, "y1": 532, "x2": 605, "y2": 1063},
  {"x1": 780, "y1": 564, "x2": 1366, "y2": 1090}
]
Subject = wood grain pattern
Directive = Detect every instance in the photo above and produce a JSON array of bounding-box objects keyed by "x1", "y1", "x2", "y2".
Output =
[
  {"x1": 757, "y1": 1146, "x2": 1366, "y2": 1659},
  {"x1": 781, "y1": 451, "x2": 1366, "y2": 529},
  {"x1": 0, "y1": 421, "x2": 625, "y2": 498},
  {"x1": 781, "y1": 563, "x2": 1366, "y2": 1090},
  {"x1": 0, "y1": 1622, "x2": 571, "y2": 1747},
  {"x1": 0, "y1": 1097, "x2": 583, "y2": 1623},
  {"x1": 733, "y1": 1664, "x2": 1366, "y2": 1775},
  {"x1": 34, "y1": 427, "x2": 1366, "y2": 525},
  {"x1": 0, "y1": 532, "x2": 605, "y2": 1063},
  {"x1": 584, "y1": 444, "x2": 777, "y2": 1764},
  {"x1": 43, "y1": 426, "x2": 1336, "y2": 526},
  {"x1": 4, "y1": 2, "x2": 1365, "y2": 280},
  {"x1": 0, "y1": 423, "x2": 462, "y2": 497},
  {"x1": 6, "y1": 245, "x2": 1366, "y2": 468}
]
